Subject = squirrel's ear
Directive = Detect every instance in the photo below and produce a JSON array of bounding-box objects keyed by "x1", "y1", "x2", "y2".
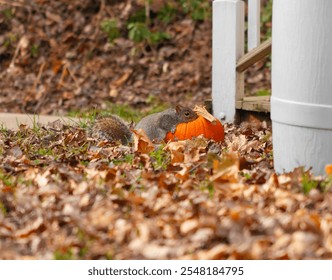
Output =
[{"x1": 175, "y1": 105, "x2": 184, "y2": 112}]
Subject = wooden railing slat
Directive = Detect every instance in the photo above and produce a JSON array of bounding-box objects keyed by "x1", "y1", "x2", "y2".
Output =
[
  {"x1": 236, "y1": 37, "x2": 272, "y2": 72},
  {"x1": 248, "y1": 0, "x2": 261, "y2": 50}
]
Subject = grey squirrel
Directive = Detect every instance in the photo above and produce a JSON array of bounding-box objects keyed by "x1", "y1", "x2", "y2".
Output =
[{"x1": 90, "y1": 105, "x2": 198, "y2": 144}]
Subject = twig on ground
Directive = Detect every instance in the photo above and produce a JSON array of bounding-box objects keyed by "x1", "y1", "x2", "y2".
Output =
[{"x1": 33, "y1": 62, "x2": 46, "y2": 93}]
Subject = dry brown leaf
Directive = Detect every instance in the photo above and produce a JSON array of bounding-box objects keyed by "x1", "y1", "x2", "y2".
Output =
[
  {"x1": 132, "y1": 129, "x2": 155, "y2": 154},
  {"x1": 164, "y1": 141, "x2": 185, "y2": 164},
  {"x1": 111, "y1": 69, "x2": 133, "y2": 88},
  {"x1": 14, "y1": 216, "x2": 44, "y2": 238},
  {"x1": 9, "y1": 146, "x2": 23, "y2": 158},
  {"x1": 176, "y1": 166, "x2": 190, "y2": 181},
  {"x1": 210, "y1": 153, "x2": 239, "y2": 183},
  {"x1": 164, "y1": 138, "x2": 207, "y2": 165},
  {"x1": 196, "y1": 244, "x2": 230, "y2": 260},
  {"x1": 193, "y1": 105, "x2": 217, "y2": 123},
  {"x1": 35, "y1": 171, "x2": 50, "y2": 188},
  {"x1": 180, "y1": 219, "x2": 199, "y2": 235}
]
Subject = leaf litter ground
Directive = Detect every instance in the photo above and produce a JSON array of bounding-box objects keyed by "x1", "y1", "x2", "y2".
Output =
[
  {"x1": 0, "y1": 0, "x2": 270, "y2": 115},
  {"x1": 0, "y1": 119, "x2": 332, "y2": 260},
  {"x1": 0, "y1": 0, "x2": 331, "y2": 260}
]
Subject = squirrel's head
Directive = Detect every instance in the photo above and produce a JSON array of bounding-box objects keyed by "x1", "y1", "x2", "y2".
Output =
[{"x1": 175, "y1": 105, "x2": 198, "y2": 121}]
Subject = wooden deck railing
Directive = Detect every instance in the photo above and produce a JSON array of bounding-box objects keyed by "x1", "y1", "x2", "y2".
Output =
[{"x1": 212, "y1": 0, "x2": 272, "y2": 122}]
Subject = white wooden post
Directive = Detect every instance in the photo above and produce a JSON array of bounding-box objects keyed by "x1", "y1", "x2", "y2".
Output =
[
  {"x1": 248, "y1": 0, "x2": 261, "y2": 51},
  {"x1": 272, "y1": 0, "x2": 332, "y2": 175},
  {"x1": 212, "y1": 0, "x2": 244, "y2": 122}
]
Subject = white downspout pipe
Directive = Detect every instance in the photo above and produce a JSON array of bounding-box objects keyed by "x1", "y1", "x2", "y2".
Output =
[{"x1": 271, "y1": 0, "x2": 332, "y2": 175}]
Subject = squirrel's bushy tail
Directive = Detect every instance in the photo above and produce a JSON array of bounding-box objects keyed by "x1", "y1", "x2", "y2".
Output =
[{"x1": 90, "y1": 115, "x2": 132, "y2": 144}]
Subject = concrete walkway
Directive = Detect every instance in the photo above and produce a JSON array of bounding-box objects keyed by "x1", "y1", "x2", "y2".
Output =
[{"x1": 0, "y1": 113, "x2": 80, "y2": 130}]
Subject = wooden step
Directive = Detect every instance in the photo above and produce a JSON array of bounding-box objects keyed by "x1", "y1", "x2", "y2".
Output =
[{"x1": 236, "y1": 96, "x2": 270, "y2": 112}]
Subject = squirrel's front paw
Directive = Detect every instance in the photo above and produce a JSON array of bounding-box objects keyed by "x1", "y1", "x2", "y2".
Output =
[{"x1": 170, "y1": 125, "x2": 177, "y2": 134}]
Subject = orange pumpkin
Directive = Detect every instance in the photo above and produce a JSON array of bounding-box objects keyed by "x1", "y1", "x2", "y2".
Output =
[{"x1": 165, "y1": 115, "x2": 224, "y2": 142}]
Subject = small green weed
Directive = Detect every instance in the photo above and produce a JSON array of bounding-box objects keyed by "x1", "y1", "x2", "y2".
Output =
[
  {"x1": 321, "y1": 175, "x2": 332, "y2": 192},
  {"x1": 242, "y1": 172, "x2": 252, "y2": 180},
  {"x1": 127, "y1": 8, "x2": 146, "y2": 24},
  {"x1": 150, "y1": 31, "x2": 171, "y2": 45},
  {"x1": 128, "y1": 22, "x2": 171, "y2": 45},
  {"x1": 17, "y1": 176, "x2": 33, "y2": 187},
  {"x1": 0, "y1": 124, "x2": 8, "y2": 133},
  {"x1": 198, "y1": 180, "x2": 215, "y2": 198},
  {"x1": 301, "y1": 173, "x2": 318, "y2": 194},
  {"x1": 261, "y1": 0, "x2": 273, "y2": 40},
  {"x1": 80, "y1": 160, "x2": 89, "y2": 167},
  {"x1": 113, "y1": 153, "x2": 134, "y2": 166},
  {"x1": 2, "y1": 8, "x2": 13, "y2": 20},
  {"x1": 68, "y1": 143, "x2": 89, "y2": 157},
  {"x1": 105, "y1": 252, "x2": 114, "y2": 260},
  {"x1": 256, "y1": 89, "x2": 271, "y2": 96},
  {"x1": 261, "y1": 132, "x2": 272, "y2": 143},
  {"x1": 31, "y1": 116, "x2": 43, "y2": 134},
  {"x1": 54, "y1": 248, "x2": 74, "y2": 260},
  {"x1": 100, "y1": 19, "x2": 120, "y2": 43},
  {"x1": 150, "y1": 146, "x2": 170, "y2": 170},
  {"x1": 180, "y1": 0, "x2": 211, "y2": 21},
  {"x1": 76, "y1": 118, "x2": 91, "y2": 129},
  {"x1": 127, "y1": 22, "x2": 150, "y2": 43},
  {"x1": 66, "y1": 108, "x2": 96, "y2": 119},
  {"x1": 158, "y1": 3, "x2": 177, "y2": 24},
  {"x1": 0, "y1": 202, "x2": 7, "y2": 215},
  {"x1": 37, "y1": 147, "x2": 54, "y2": 157},
  {"x1": 266, "y1": 151, "x2": 273, "y2": 160},
  {"x1": 30, "y1": 44, "x2": 39, "y2": 57},
  {"x1": 104, "y1": 104, "x2": 141, "y2": 122},
  {"x1": 67, "y1": 104, "x2": 142, "y2": 123},
  {"x1": 3, "y1": 33, "x2": 17, "y2": 48},
  {"x1": 0, "y1": 170, "x2": 15, "y2": 187},
  {"x1": 76, "y1": 229, "x2": 90, "y2": 258}
]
